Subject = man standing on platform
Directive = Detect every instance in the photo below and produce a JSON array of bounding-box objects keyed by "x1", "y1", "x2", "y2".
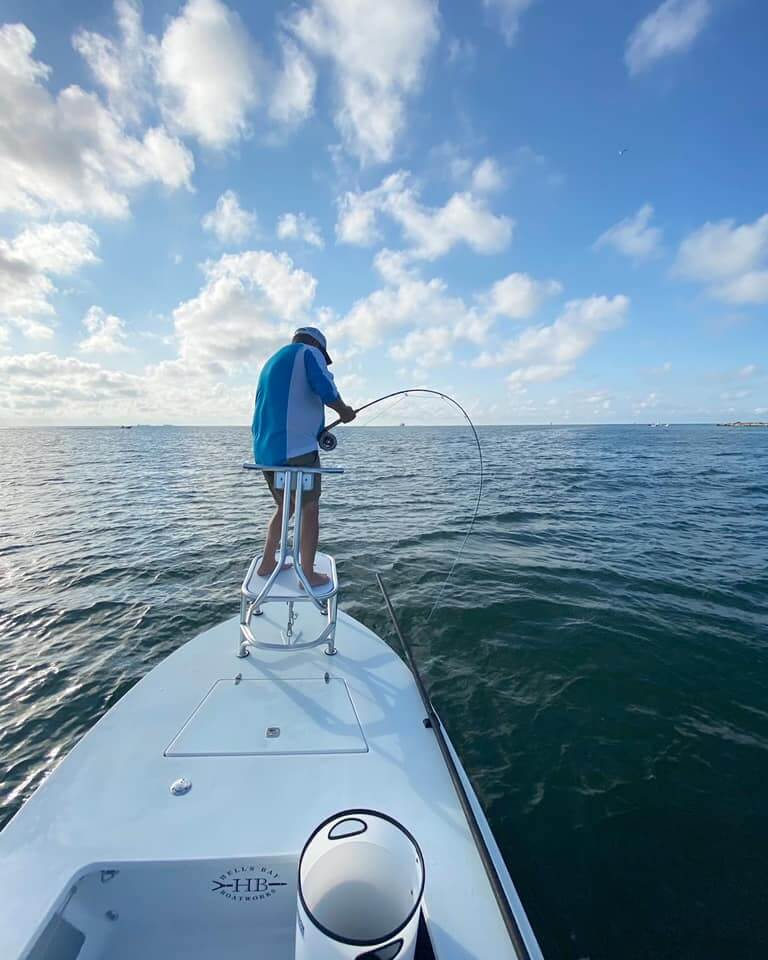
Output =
[{"x1": 251, "y1": 327, "x2": 355, "y2": 588}]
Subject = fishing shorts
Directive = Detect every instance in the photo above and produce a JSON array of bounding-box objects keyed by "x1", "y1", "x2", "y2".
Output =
[{"x1": 264, "y1": 451, "x2": 322, "y2": 504}]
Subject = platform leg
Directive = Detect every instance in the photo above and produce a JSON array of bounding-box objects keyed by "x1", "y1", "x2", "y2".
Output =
[
  {"x1": 324, "y1": 594, "x2": 338, "y2": 656},
  {"x1": 292, "y1": 472, "x2": 304, "y2": 574},
  {"x1": 238, "y1": 595, "x2": 250, "y2": 658}
]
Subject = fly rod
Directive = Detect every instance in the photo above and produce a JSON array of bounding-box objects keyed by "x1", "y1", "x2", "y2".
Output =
[
  {"x1": 375, "y1": 573, "x2": 534, "y2": 960},
  {"x1": 318, "y1": 388, "x2": 473, "y2": 451},
  {"x1": 321, "y1": 388, "x2": 484, "y2": 623}
]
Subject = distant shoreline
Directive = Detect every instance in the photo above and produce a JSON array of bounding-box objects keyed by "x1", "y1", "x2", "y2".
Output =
[{"x1": 716, "y1": 421, "x2": 768, "y2": 428}]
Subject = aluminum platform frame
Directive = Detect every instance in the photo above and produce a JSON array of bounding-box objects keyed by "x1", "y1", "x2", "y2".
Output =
[{"x1": 239, "y1": 463, "x2": 344, "y2": 658}]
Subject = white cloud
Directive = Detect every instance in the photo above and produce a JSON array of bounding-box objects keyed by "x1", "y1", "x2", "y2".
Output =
[
  {"x1": 389, "y1": 326, "x2": 454, "y2": 367},
  {"x1": 336, "y1": 185, "x2": 386, "y2": 246},
  {"x1": 506, "y1": 364, "x2": 571, "y2": 390},
  {"x1": 0, "y1": 222, "x2": 99, "y2": 340},
  {"x1": 596, "y1": 204, "x2": 662, "y2": 260},
  {"x1": 474, "y1": 295, "x2": 629, "y2": 384},
  {"x1": 430, "y1": 142, "x2": 473, "y2": 182},
  {"x1": 391, "y1": 189, "x2": 512, "y2": 261},
  {"x1": 635, "y1": 391, "x2": 659, "y2": 410},
  {"x1": 171, "y1": 250, "x2": 316, "y2": 372},
  {"x1": 4, "y1": 316, "x2": 56, "y2": 341},
  {"x1": 328, "y1": 344, "x2": 360, "y2": 365},
  {"x1": 269, "y1": 37, "x2": 316, "y2": 126},
  {"x1": 483, "y1": 0, "x2": 534, "y2": 46},
  {"x1": 335, "y1": 276, "x2": 469, "y2": 348},
  {"x1": 0, "y1": 349, "x2": 257, "y2": 424},
  {"x1": 483, "y1": 0, "x2": 535, "y2": 45},
  {"x1": 333, "y1": 255, "x2": 563, "y2": 356},
  {"x1": 288, "y1": 0, "x2": 439, "y2": 164},
  {"x1": 0, "y1": 22, "x2": 193, "y2": 218},
  {"x1": 471, "y1": 157, "x2": 505, "y2": 193},
  {"x1": 336, "y1": 171, "x2": 513, "y2": 260},
  {"x1": 76, "y1": 0, "x2": 311, "y2": 147},
  {"x1": 202, "y1": 190, "x2": 257, "y2": 244},
  {"x1": 579, "y1": 390, "x2": 613, "y2": 413},
  {"x1": 80, "y1": 305, "x2": 129, "y2": 354},
  {"x1": 277, "y1": 212, "x2": 324, "y2": 248},
  {"x1": 0, "y1": 352, "x2": 142, "y2": 414},
  {"x1": 715, "y1": 271, "x2": 768, "y2": 305},
  {"x1": 626, "y1": 0, "x2": 712, "y2": 75},
  {"x1": 720, "y1": 389, "x2": 749, "y2": 401},
  {"x1": 332, "y1": 255, "x2": 484, "y2": 348},
  {"x1": 484, "y1": 272, "x2": 562, "y2": 320},
  {"x1": 157, "y1": 0, "x2": 260, "y2": 149},
  {"x1": 9, "y1": 222, "x2": 99, "y2": 277},
  {"x1": 73, "y1": 0, "x2": 157, "y2": 127},
  {"x1": 372, "y1": 249, "x2": 413, "y2": 286},
  {"x1": 676, "y1": 213, "x2": 768, "y2": 303},
  {"x1": 333, "y1": 371, "x2": 365, "y2": 403},
  {"x1": 739, "y1": 364, "x2": 758, "y2": 379},
  {"x1": 677, "y1": 214, "x2": 768, "y2": 280}
]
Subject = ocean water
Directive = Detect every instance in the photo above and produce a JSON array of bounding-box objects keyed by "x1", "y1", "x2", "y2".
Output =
[{"x1": 1, "y1": 423, "x2": 767, "y2": 959}]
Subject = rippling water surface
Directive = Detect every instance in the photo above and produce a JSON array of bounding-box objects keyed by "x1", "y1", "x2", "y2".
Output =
[{"x1": 1, "y1": 424, "x2": 767, "y2": 959}]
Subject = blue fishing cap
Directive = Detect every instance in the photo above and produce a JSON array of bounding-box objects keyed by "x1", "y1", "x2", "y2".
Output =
[{"x1": 294, "y1": 326, "x2": 332, "y2": 365}]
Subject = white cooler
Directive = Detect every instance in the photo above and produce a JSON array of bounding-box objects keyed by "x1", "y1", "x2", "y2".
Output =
[{"x1": 296, "y1": 810, "x2": 425, "y2": 960}]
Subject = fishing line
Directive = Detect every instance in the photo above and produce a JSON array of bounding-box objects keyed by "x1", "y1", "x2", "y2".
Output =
[
  {"x1": 320, "y1": 388, "x2": 484, "y2": 623},
  {"x1": 354, "y1": 392, "x2": 410, "y2": 429}
]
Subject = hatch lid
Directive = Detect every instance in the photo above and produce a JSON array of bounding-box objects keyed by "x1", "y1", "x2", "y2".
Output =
[{"x1": 165, "y1": 678, "x2": 368, "y2": 757}]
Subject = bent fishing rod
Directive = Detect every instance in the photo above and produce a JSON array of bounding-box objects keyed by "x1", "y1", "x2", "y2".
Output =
[
  {"x1": 318, "y1": 388, "x2": 475, "y2": 451},
  {"x1": 318, "y1": 388, "x2": 484, "y2": 623}
]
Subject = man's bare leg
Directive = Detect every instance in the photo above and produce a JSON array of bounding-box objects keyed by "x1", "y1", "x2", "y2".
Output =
[
  {"x1": 300, "y1": 499, "x2": 330, "y2": 588},
  {"x1": 256, "y1": 493, "x2": 294, "y2": 576}
]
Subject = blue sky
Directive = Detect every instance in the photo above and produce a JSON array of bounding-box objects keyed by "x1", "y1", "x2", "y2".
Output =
[{"x1": 0, "y1": 0, "x2": 765, "y2": 425}]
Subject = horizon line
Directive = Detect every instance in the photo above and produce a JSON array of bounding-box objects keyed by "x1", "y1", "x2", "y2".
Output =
[{"x1": 0, "y1": 421, "x2": 750, "y2": 430}]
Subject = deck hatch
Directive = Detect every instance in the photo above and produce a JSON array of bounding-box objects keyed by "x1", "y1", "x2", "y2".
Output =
[{"x1": 165, "y1": 678, "x2": 368, "y2": 757}]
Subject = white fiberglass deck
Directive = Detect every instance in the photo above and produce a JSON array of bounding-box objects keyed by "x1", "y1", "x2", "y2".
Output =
[
  {"x1": 0, "y1": 605, "x2": 542, "y2": 960},
  {"x1": 165, "y1": 677, "x2": 367, "y2": 756}
]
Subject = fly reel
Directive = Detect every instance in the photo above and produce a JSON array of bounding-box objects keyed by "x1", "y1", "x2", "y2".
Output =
[{"x1": 318, "y1": 430, "x2": 338, "y2": 452}]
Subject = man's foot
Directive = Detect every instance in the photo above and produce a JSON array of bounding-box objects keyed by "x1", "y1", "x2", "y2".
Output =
[
  {"x1": 305, "y1": 570, "x2": 331, "y2": 589},
  {"x1": 256, "y1": 558, "x2": 293, "y2": 577}
]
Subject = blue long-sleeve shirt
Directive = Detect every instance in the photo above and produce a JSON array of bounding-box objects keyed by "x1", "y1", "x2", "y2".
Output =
[{"x1": 252, "y1": 343, "x2": 340, "y2": 465}]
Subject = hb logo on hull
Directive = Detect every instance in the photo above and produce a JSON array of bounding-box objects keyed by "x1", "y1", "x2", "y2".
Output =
[{"x1": 210, "y1": 865, "x2": 287, "y2": 903}]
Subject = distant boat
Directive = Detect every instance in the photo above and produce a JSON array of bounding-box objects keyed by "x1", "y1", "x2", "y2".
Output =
[
  {"x1": 399, "y1": 422, "x2": 405, "y2": 427},
  {"x1": 119, "y1": 425, "x2": 133, "y2": 429}
]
